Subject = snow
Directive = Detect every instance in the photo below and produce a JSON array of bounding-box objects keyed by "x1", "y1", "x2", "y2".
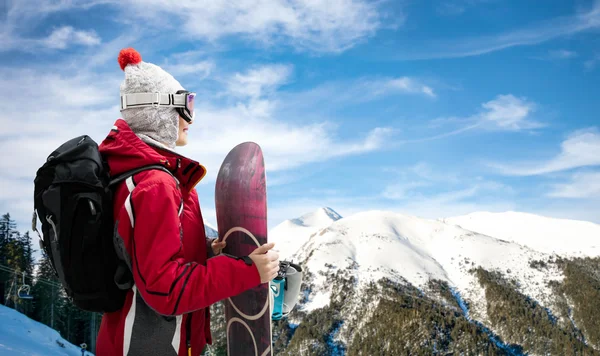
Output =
[
  {"x1": 275, "y1": 208, "x2": 585, "y2": 323},
  {"x1": 0, "y1": 304, "x2": 93, "y2": 356},
  {"x1": 444, "y1": 211, "x2": 600, "y2": 258},
  {"x1": 291, "y1": 207, "x2": 342, "y2": 226},
  {"x1": 270, "y1": 207, "x2": 342, "y2": 260}
]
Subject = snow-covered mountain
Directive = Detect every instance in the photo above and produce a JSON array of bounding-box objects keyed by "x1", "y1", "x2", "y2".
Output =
[
  {"x1": 285, "y1": 210, "x2": 561, "y2": 317},
  {"x1": 266, "y1": 208, "x2": 600, "y2": 355},
  {"x1": 444, "y1": 211, "x2": 600, "y2": 257},
  {"x1": 0, "y1": 304, "x2": 94, "y2": 356},
  {"x1": 270, "y1": 207, "x2": 342, "y2": 260}
]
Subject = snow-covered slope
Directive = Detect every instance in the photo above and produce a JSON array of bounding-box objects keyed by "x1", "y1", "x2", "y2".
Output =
[
  {"x1": 281, "y1": 209, "x2": 577, "y2": 326},
  {"x1": 0, "y1": 305, "x2": 93, "y2": 356},
  {"x1": 444, "y1": 211, "x2": 600, "y2": 257},
  {"x1": 270, "y1": 207, "x2": 342, "y2": 260}
]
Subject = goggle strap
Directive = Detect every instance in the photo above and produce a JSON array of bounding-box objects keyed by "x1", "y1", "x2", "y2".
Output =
[{"x1": 120, "y1": 93, "x2": 187, "y2": 111}]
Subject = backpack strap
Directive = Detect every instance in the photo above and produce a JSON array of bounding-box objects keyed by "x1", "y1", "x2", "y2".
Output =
[
  {"x1": 109, "y1": 164, "x2": 179, "y2": 291},
  {"x1": 108, "y1": 164, "x2": 177, "y2": 188}
]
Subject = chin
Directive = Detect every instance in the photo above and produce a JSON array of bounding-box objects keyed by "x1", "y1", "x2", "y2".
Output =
[{"x1": 176, "y1": 130, "x2": 189, "y2": 146}]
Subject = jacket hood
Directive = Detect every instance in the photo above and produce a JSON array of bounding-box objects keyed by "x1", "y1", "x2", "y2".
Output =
[{"x1": 98, "y1": 119, "x2": 206, "y2": 192}]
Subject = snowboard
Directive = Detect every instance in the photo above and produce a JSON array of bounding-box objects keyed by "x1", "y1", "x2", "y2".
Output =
[{"x1": 215, "y1": 142, "x2": 272, "y2": 356}]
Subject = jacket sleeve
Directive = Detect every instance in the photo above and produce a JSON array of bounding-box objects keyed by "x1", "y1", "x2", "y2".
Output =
[{"x1": 124, "y1": 177, "x2": 262, "y2": 316}]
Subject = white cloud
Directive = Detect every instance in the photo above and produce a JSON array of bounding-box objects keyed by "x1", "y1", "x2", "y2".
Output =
[
  {"x1": 530, "y1": 49, "x2": 579, "y2": 61},
  {"x1": 384, "y1": 78, "x2": 436, "y2": 98},
  {"x1": 43, "y1": 26, "x2": 101, "y2": 49},
  {"x1": 226, "y1": 64, "x2": 293, "y2": 99},
  {"x1": 158, "y1": 50, "x2": 217, "y2": 80},
  {"x1": 382, "y1": 182, "x2": 429, "y2": 200},
  {"x1": 179, "y1": 103, "x2": 394, "y2": 179},
  {"x1": 478, "y1": 94, "x2": 541, "y2": 131},
  {"x1": 404, "y1": 94, "x2": 541, "y2": 144},
  {"x1": 393, "y1": 162, "x2": 461, "y2": 183},
  {"x1": 379, "y1": 178, "x2": 517, "y2": 221},
  {"x1": 397, "y1": 1, "x2": 600, "y2": 59},
  {"x1": 383, "y1": 177, "x2": 512, "y2": 203},
  {"x1": 381, "y1": 162, "x2": 513, "y2": 207},
  {"x1": 547, "y1": 49, "x2": 578, "y2": 59},
  {"x1": 358, "y1": 77, "x2": 436, "y2": 99},
  {"x1": 1, "y1": 26, "x2": 102, "y2": 52},
  {"x1": 489, "y1": 128, "x2": 600, "y2": 176},
  {"x1": 278, "y1": 76, "x2": 436, "y2": 114},
  {"x1": 436, "y1": 0, "x2": 498, "y2": 17},
  {"x1": 398, "y1": 199, "x2": 517, "y2": 221},
  {"x1": 0, "y1": 68, "x2": 120, "y2": 140},
  {"x1": 548, "y1": 172, "x2": 600, "y2": 198},
  {"x1": 3, "y1": 0, "x2": 109, "y2": 20},
  {"x1": 117, "y1": 0, "x2": 385, "y2": 53},
  {"x1": 1, "y1": 2, "x2": 105, "y2": 52},
  {"x1": 436, "y1": 2, "x2": 468, "y2": 16},
  {"x1": 584, "y1": 54, "x2": 600, "y2": 70},
  {"x1": 2, "y1": 0, "x2": 388, "y2": 54},
  {"x1": 164, "y1": 61, "x2": 215, "y2": 78}
]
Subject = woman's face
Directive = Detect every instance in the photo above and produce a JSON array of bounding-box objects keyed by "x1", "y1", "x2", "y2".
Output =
[{"x1": 176, "y1": 116, "x2": 191, "y2": 146}]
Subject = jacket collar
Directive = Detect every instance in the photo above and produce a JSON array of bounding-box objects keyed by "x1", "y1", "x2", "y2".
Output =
[{"x1": 98, "y1": 119, "x2": 207, "y2": 192}]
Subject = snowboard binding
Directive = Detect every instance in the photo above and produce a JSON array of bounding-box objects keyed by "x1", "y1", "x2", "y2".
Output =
[{"x1": 270, "y1": 261, "x2": 303, "y2": 321}]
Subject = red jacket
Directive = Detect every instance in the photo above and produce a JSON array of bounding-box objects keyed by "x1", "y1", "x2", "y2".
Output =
[{"x1": 96, "y1": 119, "x2": 261, "y2": 356}]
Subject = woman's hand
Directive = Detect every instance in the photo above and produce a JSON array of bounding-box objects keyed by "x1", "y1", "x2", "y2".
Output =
[
  {"x1": 211, "y1": 239, "x2": 227, "y2": 255},
  {"x1": 249, "y1": 242, "x2": 280, "y2": 283}
]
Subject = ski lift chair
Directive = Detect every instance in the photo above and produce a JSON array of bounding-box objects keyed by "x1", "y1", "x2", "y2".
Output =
[
  {"x1": 17, "y1": 285, "x2": 33, "y2": 299},
  {"x1": 17, "y1": 273, "x2": 33, "y2": 300}
]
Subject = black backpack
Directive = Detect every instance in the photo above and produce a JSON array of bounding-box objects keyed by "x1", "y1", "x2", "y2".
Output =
[{"x1": 32, "y1": 135, "x2": 173, "y2": 313}]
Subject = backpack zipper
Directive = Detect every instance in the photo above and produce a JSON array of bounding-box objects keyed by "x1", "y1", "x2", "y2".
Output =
[{"x1": 186, "y1": 313, "x2": 192, "y2": 356}]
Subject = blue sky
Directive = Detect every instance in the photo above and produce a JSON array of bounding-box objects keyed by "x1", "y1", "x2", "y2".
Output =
[{"x1": 1, "y1": 0, "x2": 599, "y2": 241}]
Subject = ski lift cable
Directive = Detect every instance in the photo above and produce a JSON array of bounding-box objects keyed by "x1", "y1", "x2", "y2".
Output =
[
  {"x1": 0, "y1": 264, "x2": 61, "y2": 288},
  {"x1": 0, "y1": 264, "x2": 63, "y2": 289}
]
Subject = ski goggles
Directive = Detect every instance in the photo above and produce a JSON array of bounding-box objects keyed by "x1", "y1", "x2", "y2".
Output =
[{"x1": 120, "y1": 90, "x2": 196, "y2": 123}]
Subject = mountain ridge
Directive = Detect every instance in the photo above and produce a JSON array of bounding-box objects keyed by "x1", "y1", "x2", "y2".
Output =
[
  {"x1": 204, "y1": 207, "x2": 600, "y2": 355},
  {"x1": 269, "y1": 207, "x2": 600, "y2": 355},
  {"x1": 444, "y1": 210, "x2": 600, "y2": 258}
]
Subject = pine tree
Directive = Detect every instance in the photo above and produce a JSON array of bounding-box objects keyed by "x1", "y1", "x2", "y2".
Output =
[
  {"x1": 18, "y1": 231, "x2": 35, "y2": 318},
  {"x1": 31, "y1": 251, "x2": 62, "y2": 329},
  {"x1": 1, "y1": 214, "x2": 34, "y2": 313},
  {"x1": 0, "y1": 213, "x2": 17, "y2": 304}
]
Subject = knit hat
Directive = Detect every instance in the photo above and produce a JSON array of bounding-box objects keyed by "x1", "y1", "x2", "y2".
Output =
[{"x1": 118, "y1": 48, "x2": 184, "y2": 149}]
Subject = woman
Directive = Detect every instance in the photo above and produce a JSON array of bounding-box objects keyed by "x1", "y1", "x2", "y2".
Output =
[{"x1": 96, "y1": 48, "x2": 279, "y2": 356}]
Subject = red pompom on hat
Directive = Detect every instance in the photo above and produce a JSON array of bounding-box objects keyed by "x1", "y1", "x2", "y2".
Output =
[{"x1": 118, "y1": 48, "x2": 142, "y2": 71}]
